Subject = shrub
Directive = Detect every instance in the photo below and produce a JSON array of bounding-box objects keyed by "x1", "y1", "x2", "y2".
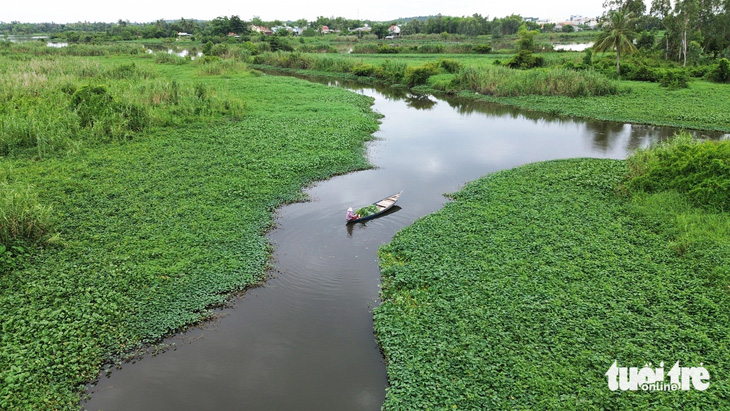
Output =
[
  {"x1": 377, "y1": 44, "x2": 399, "y2": 54},
  {"x1": 69, "y1": 85, "x2": 114, "y2": 128},
  {"x1": 626, "y1": 132, "x2": 730, "y2": 211},
  {"x1": 351, "y1": 43, "x2": 379, "y2": 54},
  {"x1": 352, "y1": 63, "x2": 375, "y2": 77},
  {"x1": 707, "y1": 58, "x2": 730, "y2": 83},
  {"x1": 472, "y1": 44, "x2": 492, "y2": 54},
  {"x1": 583, "y1": 49, "x2": 593, "y2": 65},
  {"x1": 439, "y1": 58, "x2": 463, "y2": 74},
  {"x1": 404, "y1": 63, "x2": 440, "y2": 87},
  {"x1": 658, "y1": 68, "x2": 689, "y2": 89},
  {"x1": 418, "y1": 43, "x2": 445, "y2": 54},
  {"x1": 506, "y1": 50, "x2": 545, "y2": 69},
  {"x1": 374, "y1": 59, "x2": 407, "y2": 83},
  {"x1": 636, "y1": 31, "x2": 655, "y2": 50}
]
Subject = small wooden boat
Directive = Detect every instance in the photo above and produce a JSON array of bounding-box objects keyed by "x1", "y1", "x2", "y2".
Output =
[{"x1": 346, "y1": 192, "x2": 402, "y2": 223}]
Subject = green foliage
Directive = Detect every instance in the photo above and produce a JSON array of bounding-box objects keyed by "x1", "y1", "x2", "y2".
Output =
[
  {"x1": 0, "y1": 65, "x2": 380, "y2": 408},
  {"x1": 0, "y1": 182, "x2": 53, "y2": 247},
  {"x1": 707, "y1": 58, "x2": 730, "y2": 83},
  {"x1": 374, "y1": 59, "x2": 407, "y2": 83},
  {"x1": 417, "y1": 43, "x2": 445, "y2": 54},
  {"x1": 355, "y1": 204, "x2": 379, "y2": 217},
  {"x1": 687, "y1": 41, "x2": 704, "y2": 67},
  {"x1": 658, "y1": 68, "x2": 690, "y2": 89},
  {"x1": 376, "y1": 158, "x2": 730, "y2": 409},
  {"x1": 438, "y1": 58, "x2": 463, "y2": 74},
  {"x1": 474, "y1": 79, "x2": 730, "y2": 132},
  {"x1": 202, "y1": 41, "x2": 213, "y2": 55},
  {"x1": 266, "y1": 36, "x2": 294, "y2": 52},
  {"x1": 453, "y1": 65, "x2": 618, "y2": 97},
  {"x1": 636, "y1": 31, "x2": 655, "y2": 50},
  {"x1": 506, "y1": 50, "x2": 545, "y2": 69},
  {"x1": 472, "y1": 44, "x2": 492, "y2": 54},
  {"x1": 593, "y1": 10, "x2": 638, "y2": 75},
  {"x1": 69, "y1": 85, "x2": 114, "y2": 128},
  {"x1": 351, "y1": 63, "x2": 375, "y2": 77},
  {"x1": 626, "y1": 132, "x2": 730, "y2": 211},
  {"x1": 582, "y1": 48, "x2": 593, "y2": 65},
  {"x1": 404, "y1": 63, "x2": 440, "y2": 87},
  {"x1": 377, "y1": 44, "x2": 399, "y2": 54},
  {"x1": 0, "y1": 55, "x2": 243, "y2": 157},
  {"x1": 516, "y1": 24, "x2": 539, "y2": 51}
]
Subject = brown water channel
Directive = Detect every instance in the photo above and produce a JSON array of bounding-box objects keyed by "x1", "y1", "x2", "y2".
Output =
[{"x1": 83, "y1": 75, "x2": 726, "y2": 410}]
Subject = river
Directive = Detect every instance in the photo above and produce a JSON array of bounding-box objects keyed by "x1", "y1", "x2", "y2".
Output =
[{"x1": 83, "y1": 75, "x2": 725, "y2": 410}]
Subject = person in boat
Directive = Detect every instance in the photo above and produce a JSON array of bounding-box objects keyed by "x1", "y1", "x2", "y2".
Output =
[{"x1": 346, "y1": 207, "x2": 358, "y2": 221}]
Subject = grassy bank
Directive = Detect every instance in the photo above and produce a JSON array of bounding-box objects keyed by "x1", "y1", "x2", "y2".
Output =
[
  {"x1": 0, "y1": 51, "x2": 380, "y2": 408},
  {"x1": 251, "y1": 51, "x2": 730, "y2": 132},
  {"x1": 461, "y1": 80, "x2": 730, "y2": 133},
  {"x1": 374, "y1": 154, "x2": 729, "y2": 408}
]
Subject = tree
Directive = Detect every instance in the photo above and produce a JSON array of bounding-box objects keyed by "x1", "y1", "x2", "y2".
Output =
[
  {"x1": 371, "y1": 23, "x2": 389, "y2": 39},
  {"x1": 210, "y1": 16, "x2": 230, "y2": 36},
  {"x1": 594, "y1": 10, "x2": 639, "y2": 75},
  {"x1": 651, "y1": 0, "x2": 674, "y2": 59},
  {"x1": 516, "y1": 24, "x2": 539, "y2": 51},
  {"x1": 603, "y1": 0, "x2": 647, "y2": 15},
  {"x1": 229, "y1": 15, "x2": 245, "y2": 35},
  {"x1": 676, "y1": 0, "x2": 700, "y2": 66}
]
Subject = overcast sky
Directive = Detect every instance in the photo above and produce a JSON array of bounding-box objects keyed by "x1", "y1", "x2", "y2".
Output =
[{"x1": 4, "y1": 0, "x2": 632, "y2": 24}]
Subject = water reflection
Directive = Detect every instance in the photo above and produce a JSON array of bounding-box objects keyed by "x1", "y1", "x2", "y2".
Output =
[
  {"x1": 145, "y1": 44, "x2": 203, "y2": 59},
  {"x1": 554, "y1": 42, "x2": 594, "y2": 51},
  {"x1": 404, "y1": 94, "x2": 436, "y2": 110}
]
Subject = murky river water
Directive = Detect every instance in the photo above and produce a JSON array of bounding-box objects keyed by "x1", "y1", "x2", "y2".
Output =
[{"x1": 84, "y1": 76, "x2": 726, "y2": 410}]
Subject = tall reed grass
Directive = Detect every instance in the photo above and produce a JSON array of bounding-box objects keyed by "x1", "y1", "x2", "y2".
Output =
[
  {"x1": 626, "y1": 132, "x2": 730, "y2": 211},
  {"x1": 0, "y1": 51, "x2": 244, "y2": 157},
  {"x1": 452, "y1": 65, "x2": 619, "y2": 97},
  {"x1": 0, "y1": 181, "x2": 53, "y2": 246}
]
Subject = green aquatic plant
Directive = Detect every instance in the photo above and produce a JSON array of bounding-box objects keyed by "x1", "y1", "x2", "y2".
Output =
[
  {"x1": 356, "y1": 204, "x2": 379, "y2": 217},
  {"x1": 376, "y1": 158, "x2": 730, "y2": 409}
]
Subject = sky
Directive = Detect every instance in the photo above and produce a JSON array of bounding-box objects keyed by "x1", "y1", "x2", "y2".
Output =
[{"x1": 2, "y1": 0, "x2": 622, "y2": 24}]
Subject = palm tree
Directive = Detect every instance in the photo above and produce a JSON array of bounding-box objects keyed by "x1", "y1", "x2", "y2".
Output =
[{"x1": 593, "y1": 10, "x2": 639, "y2": 76}]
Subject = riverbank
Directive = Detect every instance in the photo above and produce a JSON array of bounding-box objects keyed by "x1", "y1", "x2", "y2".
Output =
[
  {"x1": 251, "y1": 54, "x2": 730, "y2": 133},
  {"x1": 0, "y1": 54, "x2": 380, "y2": 408},
  {"x1": 374, "y1": 156, "x2": 729, "y2": 409}
]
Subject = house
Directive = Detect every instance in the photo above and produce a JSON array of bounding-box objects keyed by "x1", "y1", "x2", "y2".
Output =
[
  {"x1": 177, "y1": 32, "x2": 192, "y2": 37},
  {"x1": 351, "y1": 24, "x2": 371, "y2": 33},
  {"x1": 250, "y1": 25, "x2": 273, "y2": 35},
  {"x1": 388, "y1": 25, "x2": 401, "y2": 35},
  {"x1": 321, "y1": 25, "x2": 330, "y2": 34}
]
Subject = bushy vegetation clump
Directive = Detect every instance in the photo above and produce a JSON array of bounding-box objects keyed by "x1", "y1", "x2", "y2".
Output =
[
  {"x1": 0, "y1": 181, "x2": 53, "y2": 248},
  {"x1": 707, "y1": 58, "x2": 730, "y2": 83},
  {"x1": 626, "y1": 132, "x2": 730, "y2": 211},
  {"x1": 404, "y1": 63, "x2": 440, "y2": 86},
  {"x1": 453, "y1": 65, "x2": 619, "y2": 97}
]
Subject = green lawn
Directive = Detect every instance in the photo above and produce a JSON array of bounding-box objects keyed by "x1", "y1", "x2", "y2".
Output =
[{"x1": 375, "y1": 158, "x2": 730, "y2": 409}]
